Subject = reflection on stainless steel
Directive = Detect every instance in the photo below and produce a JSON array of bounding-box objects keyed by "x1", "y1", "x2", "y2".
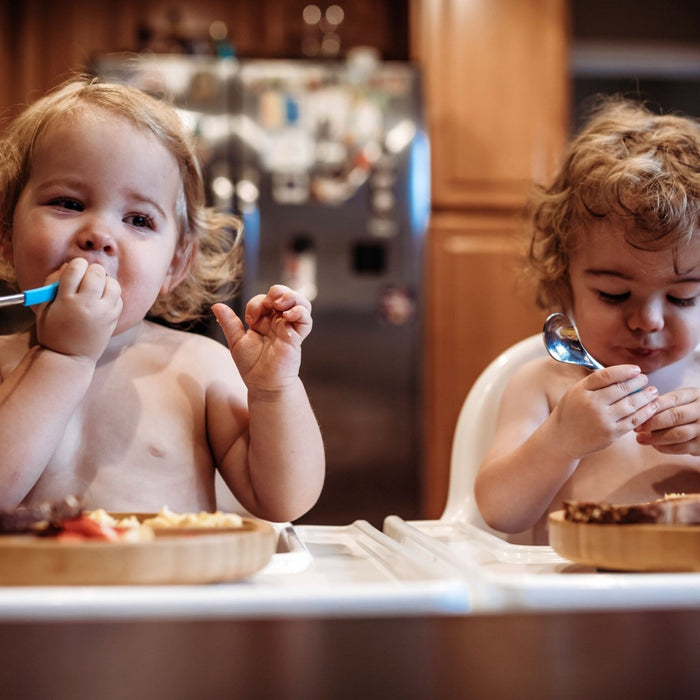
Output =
[{"x1": 93, "y1": 54, "x2": 430, "y2": 526}]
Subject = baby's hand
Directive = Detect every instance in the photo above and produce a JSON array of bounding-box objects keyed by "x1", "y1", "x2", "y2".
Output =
[
  {"x1": 213, "y1": 285, "x2": 312, "y2": 391},
  {"x1": 35, "y1": 258, "x2": 123, "y2": 362},
  {"x1": 634, "y1": 388, "x2": 700, "y2": 455},
  {"x1": 552, "y1": 364, "x2": 658, "y2": 458}
]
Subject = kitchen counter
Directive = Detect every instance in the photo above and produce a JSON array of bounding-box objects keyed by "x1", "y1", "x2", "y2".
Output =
[{"x1": 1, "y1": 608, "x2": 698, "y2": 699}]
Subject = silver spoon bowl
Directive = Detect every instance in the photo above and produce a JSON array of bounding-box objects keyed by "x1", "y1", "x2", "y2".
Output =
[{"x1": 543, "y1": 313, "x2": 604, "y2": 371}]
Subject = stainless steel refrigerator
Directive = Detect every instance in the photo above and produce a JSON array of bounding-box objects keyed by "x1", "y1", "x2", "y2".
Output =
[{"x1": 94, "y1": 54, "x2": 430, "y2": 526}]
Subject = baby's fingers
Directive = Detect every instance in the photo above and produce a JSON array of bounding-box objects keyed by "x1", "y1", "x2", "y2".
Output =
[
  {"x1": 56, "y1": 258, "x2": 89, "y2": 295},
  {"x1": 212, "y1": 303, "x2": 246, "y2": 348},
  {"x1": 586, "y1": 364, "x2": 647, "y2": 396},
  {"x1": 634, "y1": 389, "x2": 700, "y2": 433},
  {"x1": 266, "y1": 285, "x2": 312, "y2": 312},
  {"x1": 281, "y1": 303, "x2": 312, "y2": 329},
  {"x1": 636, "y1": 422, "x2": 700, "y2": 454},
  {"x1": 243, "y1": 293, "x2": 271, "y2": 328},
  {"x1": 104, "y1": 275, "x2": 123, "y2": 303},
  {"x1": 78, "y1": 263, "x2": 110, "y2": 297}
]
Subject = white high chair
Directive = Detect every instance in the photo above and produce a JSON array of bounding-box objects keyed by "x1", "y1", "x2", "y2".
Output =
[
  {"x1": 384, "y1": 333, "x2": 700, "y2": 612},
  {"x1": 441, "y1": 333, "x2": 546, "y2": 544}
]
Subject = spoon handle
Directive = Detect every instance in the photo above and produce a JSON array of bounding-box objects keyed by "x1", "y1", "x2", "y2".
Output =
[{"x1": 0, "y1": 282, "x2": 59, "y2": 308}]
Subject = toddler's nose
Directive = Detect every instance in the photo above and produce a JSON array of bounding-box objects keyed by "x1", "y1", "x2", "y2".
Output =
[
  {"x1": 627, "y1": 299, "x2": 664, "y2": 333},
  {"x1": 77, "y1": 228, "x2": 115, "y2": 255}
]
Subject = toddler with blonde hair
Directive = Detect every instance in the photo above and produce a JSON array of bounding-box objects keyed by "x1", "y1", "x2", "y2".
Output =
[{"x1": 0, "y1": 77, "x2": 324, "y2": 520}]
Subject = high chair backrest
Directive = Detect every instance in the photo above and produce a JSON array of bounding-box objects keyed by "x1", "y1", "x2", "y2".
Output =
[{"x1": 442, "y1": 334, "x2": 547, "y2": 544}]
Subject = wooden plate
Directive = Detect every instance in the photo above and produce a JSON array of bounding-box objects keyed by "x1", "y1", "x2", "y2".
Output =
[
  {"x1": 548, "y1": 509, "x2": 700, "y2": 572},
  {"x1": 0, "y1": 517, "x2": 276, "y2": 586}
]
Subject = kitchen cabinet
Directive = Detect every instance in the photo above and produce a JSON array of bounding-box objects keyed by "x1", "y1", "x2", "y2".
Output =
[
  {"x1": 0, "y1": 0, "x2": 408, "y2": 114},
  {"x1": 410, "y1": 0, "x2": 569, "y2": 516}
]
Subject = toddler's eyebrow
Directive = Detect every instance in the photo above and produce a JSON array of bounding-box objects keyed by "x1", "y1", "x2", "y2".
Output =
[
  {"x1": 126, "y1": 191, "x2": 166, "y2": 219},
  {"x1": 584, "y1": 267, "x2": 700, "y2": 283},
  {"x1": 583, "y1": 267, "x2": 633, "y2": 280}
]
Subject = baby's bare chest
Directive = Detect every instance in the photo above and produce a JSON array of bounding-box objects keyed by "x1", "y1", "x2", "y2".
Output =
[
  {"x1": 79, "y1": 362, "x2": 207, "y2": 453},
  {"x1": 557, "y1": 436, "x2": 700, "y2": 505},
  {"x1": 29, "y1": 362, "x2": 214, "y2": 508}
]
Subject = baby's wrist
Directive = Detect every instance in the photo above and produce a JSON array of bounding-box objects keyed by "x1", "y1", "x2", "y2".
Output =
[
  {"x1": 246, "y1": 376, "x2": 302, "y2": 402},
  {"x1": 36, "y1": 343, "x2": 99, "y2": 371}
]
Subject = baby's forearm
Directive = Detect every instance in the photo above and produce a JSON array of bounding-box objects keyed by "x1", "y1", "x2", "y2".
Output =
[
  {"x1": 475, "y1": 419, "x2": 579, "y2": 533},
  {"x1": 0, "y1": 346, "x2": 94, "y2": 507},
  {"x1": 243, "y1": 377, "x2": 325, "y2": 522}
]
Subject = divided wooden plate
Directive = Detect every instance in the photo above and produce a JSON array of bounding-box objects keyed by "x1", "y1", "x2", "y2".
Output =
[
  {"x1": 548, "y1": 509, "x2": 700, "y2": 572},
  {"x1": 0, "y1": 516, "x2": 276, "y2": 586}
]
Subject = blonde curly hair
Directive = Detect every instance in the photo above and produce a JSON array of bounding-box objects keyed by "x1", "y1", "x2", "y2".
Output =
[
  {"x1": 526, "y1": 95, "x2": 700, "y2": 311},
  {"x1": 0, "y1": 76, "x2": 243, "y2": 324}
]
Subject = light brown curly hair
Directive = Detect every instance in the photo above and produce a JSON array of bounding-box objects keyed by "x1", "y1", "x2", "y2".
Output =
[
  {"x1": 0, "y1": 76, "x2": 243, "y2": 324},
  {"x1": 526, "y1": 95, "x2": 700, "y2": 311}
]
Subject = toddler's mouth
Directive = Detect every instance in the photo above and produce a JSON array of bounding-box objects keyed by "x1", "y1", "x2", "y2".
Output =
[{"x1": 625, "y1": 346, "x2": 663, "y2": 360}]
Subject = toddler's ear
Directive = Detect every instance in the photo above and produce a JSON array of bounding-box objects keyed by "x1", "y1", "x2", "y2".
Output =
[{"x1": 161, "y1": 238, "x2": 197, "y2": 294}]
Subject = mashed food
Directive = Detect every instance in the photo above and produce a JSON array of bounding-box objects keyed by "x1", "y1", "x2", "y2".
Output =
[
  {"x1": 87, "y1": 506, "x2": 244, "y2": 532},
  {"x1": 142, "y1": 506, "x2": 244, "y2": 529}
]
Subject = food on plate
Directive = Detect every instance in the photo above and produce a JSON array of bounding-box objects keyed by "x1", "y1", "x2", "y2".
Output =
[
  {"x1": 0, "y1": 496, "x2": 82, "y2": 534},
  {"x1": 139, "y1": 506, "x2": 244, "y2": 529},
  {"x1": 75, "y1": 506, "x2": 245, "y2": 541},
  {"x1": 562, "y1": 493, "x2": 700, "y2": 525},
  {"x1": 55, "y1": 514, "x2": 154, "y2": 542},
  {"x1": 1, "y1": 499, "x2": 245, "y2": 542},
  {"x1": 87, "y1": 506, "x2": 243, "y2": 530}
]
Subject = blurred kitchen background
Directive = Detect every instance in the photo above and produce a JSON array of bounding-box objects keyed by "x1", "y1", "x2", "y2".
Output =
[{"x1": 0, "y1": 0, "x2": 698, "y2": 527}]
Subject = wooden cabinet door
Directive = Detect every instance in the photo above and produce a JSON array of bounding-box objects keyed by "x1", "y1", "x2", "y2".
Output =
[
  {"x1": 411, "y1": 0, "x2": 569, "y2": 210},
  {"x1": 422, "y1": 212, "x2": 544, "y2": 516},
  {"x1": 410, "y1": 0, "x2": 569, "y2": 517}
]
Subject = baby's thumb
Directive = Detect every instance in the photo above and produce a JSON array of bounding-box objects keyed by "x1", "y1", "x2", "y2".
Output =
[{"x1": 212, "y1": 303, "x2": 245, "y2": 350}]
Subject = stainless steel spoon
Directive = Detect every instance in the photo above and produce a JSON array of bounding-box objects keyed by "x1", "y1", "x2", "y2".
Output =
[{"x1": 543, "y1": 312, "x2": 604, "y2": 371}]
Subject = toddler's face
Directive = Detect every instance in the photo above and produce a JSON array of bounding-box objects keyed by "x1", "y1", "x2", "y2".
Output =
[
  {"x1": 568, "y1": 219, "x2": 700, "y2": 373},
  {"x1": 10, "y1": 108, "x2": 185, "y2": 335}
]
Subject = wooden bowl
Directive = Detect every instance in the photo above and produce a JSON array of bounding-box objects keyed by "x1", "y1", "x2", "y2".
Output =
[
  {"x1": 548, "y1": 509, "x2": 700, "y2": 572},
  {"x1": 0, "y1": 517, "x2": 276, "y2": 586}
]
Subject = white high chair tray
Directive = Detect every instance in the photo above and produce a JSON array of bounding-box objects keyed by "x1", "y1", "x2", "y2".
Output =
[
  {"x1": 0, "y1": 521, "x2": 469, "y2": 621},
  {"x1": 397, "y1": 333, "x2": 700, "y2": 612},
  {"x1": 383, "y1": 516, "x2": 700, "y2": 613}
]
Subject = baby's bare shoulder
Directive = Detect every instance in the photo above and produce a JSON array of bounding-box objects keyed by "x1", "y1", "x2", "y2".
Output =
[
  {"x1": 141, "y1": 322, "x2": 235, "y2": 372},
  {"x1": 507, "y1": 356, "x2": 581, "y2": 388},
  {"x1": 503, "y1": 356, "x2": 587, "y2": 408},
  {"x1": 143, "y1": 321, "x2": 228, "y2": 352}
]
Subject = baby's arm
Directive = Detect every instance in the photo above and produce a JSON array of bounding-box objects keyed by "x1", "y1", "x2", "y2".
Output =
[
  {"x1": 0, "y1": 259, "x2": 122, "y2": 507},
  {"x1": 474, "y1": 361, "x2": 658, "y2": 533},
  {"x1": 211, "y1": 285, "x2": 324, "y2": 522},
  {"x1": 635, "y1": 387, "x2": 700, "y2": 455}
]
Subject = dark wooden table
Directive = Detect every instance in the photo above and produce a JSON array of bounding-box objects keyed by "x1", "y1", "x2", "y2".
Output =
[{"x1": 1, "y1": 609, "x2": 698, "y2": 699}]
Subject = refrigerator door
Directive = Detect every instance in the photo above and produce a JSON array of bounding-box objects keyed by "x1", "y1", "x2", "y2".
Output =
[
  {"x1": 237, "y1": 59, "x2": 429, "y2": 527},
  {"x1": 92, "y1": 55, "x2": 430, "y2": 527}
]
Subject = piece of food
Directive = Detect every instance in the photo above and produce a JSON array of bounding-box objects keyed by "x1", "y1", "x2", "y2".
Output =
[
  {"x1": 563, "y1": 493, "x2": 700, "y2": 525},
  {"x1": 0, "y1": 496, "x2": 83, "y2": 534},
  {"x1": 1, "y1": 500, "x2": 244, "y2": 542},
  {"x1": 56, "y1": 515, "x2": 121, "y2": 541},
  {"x1": 141, "y1": 505, "x2": 243, "y2": 529}
]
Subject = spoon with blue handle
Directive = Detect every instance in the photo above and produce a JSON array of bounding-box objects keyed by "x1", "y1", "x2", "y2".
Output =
[
  {"x1": 543, "y1": 312, "x2": 604, "y2": 371},
  {"x1": 0, "y1": 281, "x2": 59, "y2": 309}
]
